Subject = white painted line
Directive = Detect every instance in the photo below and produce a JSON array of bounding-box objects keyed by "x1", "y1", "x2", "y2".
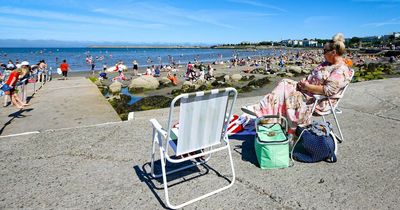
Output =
[
  {"x1": 0, "y1": 121, "x2": 125, "y2": 138},
  {"x1": 0, "y1": 131, "x2": 40, "y2": 138},
  {"x1": 45, "y1": 121, "x2": 125, "y2": 132}
]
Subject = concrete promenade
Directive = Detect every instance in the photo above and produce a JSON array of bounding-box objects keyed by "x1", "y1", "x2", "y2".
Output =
[
  {"x1": 0, "y1": 77, "x2": 121, "y2": 136},
  {"x1": 0, "y1": 78, "x2": 399, "y2": 209}
]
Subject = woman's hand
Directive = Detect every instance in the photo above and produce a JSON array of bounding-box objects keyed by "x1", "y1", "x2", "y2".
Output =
[
  {"x1": 297, "y1": 78, "x2": 309, "y2": 91},
  {"x1": 297, "y1": 78, "x2": 325, "y2": 94}
]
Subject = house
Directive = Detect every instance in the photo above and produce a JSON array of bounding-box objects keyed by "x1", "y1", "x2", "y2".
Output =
[
  {"x1": 303, "y1": 40, "x2": 318, "y2": 47},
  {"x1": 281, "y1": 39, "x2": 304, "y2": 46}
]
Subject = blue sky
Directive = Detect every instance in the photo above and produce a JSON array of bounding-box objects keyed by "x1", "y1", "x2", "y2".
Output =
[{"x1": 0, "y1": 0, "x2": 399, "y2": 44}]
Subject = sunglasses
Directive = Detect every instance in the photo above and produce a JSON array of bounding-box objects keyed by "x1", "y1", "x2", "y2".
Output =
[{"x1": 324, "y1": 49, "x2": 334, "y2": 54}]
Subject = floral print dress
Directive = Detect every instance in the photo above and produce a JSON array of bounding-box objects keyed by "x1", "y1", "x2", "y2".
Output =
[{"x1": 254, "y1": 61, "x2": 352, "y2": 128}]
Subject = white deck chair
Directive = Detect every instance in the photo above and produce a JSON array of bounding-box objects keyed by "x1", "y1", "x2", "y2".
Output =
[
  {"x1": 310, "y1": 69, "x2": 354, "y2": 143},
  {"x1": 149, "y1": 87, "x2": 237, "y2": 209}
]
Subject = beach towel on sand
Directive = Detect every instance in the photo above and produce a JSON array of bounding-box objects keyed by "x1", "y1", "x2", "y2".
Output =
[{"x1": 227, "y1": 115, "x2": 256, "y2": 141}]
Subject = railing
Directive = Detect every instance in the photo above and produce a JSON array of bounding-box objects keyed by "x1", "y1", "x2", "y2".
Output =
[{"x1": 1, "y1": 70, "x2": 52, "y2": 107}]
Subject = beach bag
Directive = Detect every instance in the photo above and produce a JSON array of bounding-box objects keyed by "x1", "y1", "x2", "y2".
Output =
[
  {"x1": 255, "y1": 115, "x2": 290, "y2": 169},
  {"x1": 291, "y1": 121, "x2": 337, "y2": 163}
]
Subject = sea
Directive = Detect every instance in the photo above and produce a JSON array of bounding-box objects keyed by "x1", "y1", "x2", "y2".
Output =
[{"x1": 0, "y1": 47, "x2": 277, "y2": 72}]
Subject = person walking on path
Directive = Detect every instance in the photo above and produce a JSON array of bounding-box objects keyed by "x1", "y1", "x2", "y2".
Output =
[{"x1": 59, "y1": 60, "x2": 69, "y2": 80}]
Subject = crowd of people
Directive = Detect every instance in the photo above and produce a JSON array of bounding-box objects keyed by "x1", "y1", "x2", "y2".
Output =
[
  {"x1": 102, "y1": 59, "x2": 210, "y2": 86},
  {"x1": 98, "y1": 45, "x2": 399, "y2": 88},
  {"x1": 2, "y1": 43, "x2": 398, "y2": 108},
  {"x1": 0, "y1": 58, "x2": 70, "y2": 109}
]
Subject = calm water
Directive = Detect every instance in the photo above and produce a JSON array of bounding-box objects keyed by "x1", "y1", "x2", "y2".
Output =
[
  {"x1": 0, "y1": 47, "x2": 276, "y2": 72},
  {"x1": 121, "y1": 87, "x2": 142, "y2": 105}
]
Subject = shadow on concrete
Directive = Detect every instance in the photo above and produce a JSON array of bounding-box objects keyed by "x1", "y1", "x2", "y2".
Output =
[
  {"x1": 134, "y1": 159, "x2": 232, "y2": 209},
  {"x1": 233, "y1": 139, "x2": 259, "y2": 167},
  {"x1": 0, "y1": 108, "x2": 34, "y2": 135},
  {"x1": 26, "y1": 94, "x2": 35, "y2": 103}
]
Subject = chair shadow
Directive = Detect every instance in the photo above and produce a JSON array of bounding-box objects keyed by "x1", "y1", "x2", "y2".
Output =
[
  {"x1": 133, "y1": 158, "x2": 233, "y2": 209},
  {"x1": 0, "y1": 108, "x2": 34, "y2": 135},
  {"x1": 233, "y1": 137, "x2": 259, "y2": 167}
]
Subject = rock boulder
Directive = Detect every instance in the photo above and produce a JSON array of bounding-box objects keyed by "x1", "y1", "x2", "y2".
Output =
[
  {"x1": 109, "y1": 81, "x2": 122, "y2": 94},
  {"x1": 287, "y1": 66, "x2": 302, "y2": 74},
  {"x1": 129, "y1": 76, "x2": 159, "y2": 90},
  {"x1": 159, "y1": 77, "x2": 171, "y2": 86},
  {"x1": 231, "y1": 74, "x2": 243, "y2": 82}
]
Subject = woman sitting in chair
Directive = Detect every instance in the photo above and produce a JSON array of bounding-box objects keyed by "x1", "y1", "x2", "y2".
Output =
[{"x1": 241, "y1": 33, "x2": 353, "y2": 129}]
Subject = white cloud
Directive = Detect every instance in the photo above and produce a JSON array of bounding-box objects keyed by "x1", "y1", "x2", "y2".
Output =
[
  {"x1": 90, "y1": 2, "x2": 238, "y2": 29},
  {"x1": 228, "y1": 0, "x2": 287, "y2": 12},
  {"x1": 90, "y1": 2, "x2": 275, "y2": 30},
  {"x1": 362, "y1": 17, "x2": 400, "y2": 27},
  {"x1": 0, "y1": 6, "x2": 166, "y2": 30}
]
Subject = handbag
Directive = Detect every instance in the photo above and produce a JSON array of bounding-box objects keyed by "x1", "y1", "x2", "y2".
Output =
[{"x1": 290, "y1": 121, "x2": 337, "y2": 163}]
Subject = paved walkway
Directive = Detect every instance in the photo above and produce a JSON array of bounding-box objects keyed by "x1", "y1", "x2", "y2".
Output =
[
  {"x1": 0, "y1": 77, "x2": 120, "y2": 136},
  {"x1": 0, "y1": 78, "x2": 399, "y2": 209}
]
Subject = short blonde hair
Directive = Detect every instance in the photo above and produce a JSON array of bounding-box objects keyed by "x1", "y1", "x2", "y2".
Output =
[{"x1": 324, "y1": 33, "x2": 346, "y2": 56}]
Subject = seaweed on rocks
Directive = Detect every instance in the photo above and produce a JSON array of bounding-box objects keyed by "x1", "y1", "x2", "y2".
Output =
[
  {"x1": 353, "y1": 62, "x2": 396, "y2": 82},
  {"x1": 98, "y1": 86, "x2": 109, "y2": 95},
  {"x1": 198, "y1": 84, "x2": 210, "y2": 91},
  {"x1": 240, "y1": 75, "x2": 256, "y2": 81},
  {"x1": 171, "y1": 89, "x2": 183, "y2": 97},
  {"x1": 237, "y1": 85, "x2": 254, "y2": 93},
  {"x1": 108, "y1": 94, "x2": 173, "y2": 120},
  {"x1": 181, "y1": 84, "x2": 197, "y2": 93},
  {"x1": 108, "y1": 94, "x2": 132, "y2": 120},
  {"x1": 236, "y1": 77, "x2": 270, "y2": 93},
  {"x1": 214, "y1": 75, "x2": 226, "y2": 82},
  {"x1": 171, "y1": 82, "x2": 212, "y2": 97},
  {"x1": 247, "y1": 77, "x2": 271, "y2": 88},
  {"x1": 131, "y1": 95, "x2": 173, "y2": 111},
  {"x1": 211, "y1": 80, "x2": 231, "y2": 88},
  {"x1": 250, "y1": 68, "x2": 266, "y2": 74}
]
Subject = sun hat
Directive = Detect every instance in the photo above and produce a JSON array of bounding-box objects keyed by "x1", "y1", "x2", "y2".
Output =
[{"x1": 21, "y1": 61, "x2": 30, "y2": 66}]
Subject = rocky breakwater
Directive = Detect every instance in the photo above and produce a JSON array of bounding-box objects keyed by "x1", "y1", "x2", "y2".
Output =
[
  {"x1": 353, "y1": 62, "x2": 399, "y2": 82},
  {"x1": 92, "y1": 67, "x2": 311, "y2": 120},
  {"x1": 109, "y1": 76, "x2": 174, "y2": 120}
]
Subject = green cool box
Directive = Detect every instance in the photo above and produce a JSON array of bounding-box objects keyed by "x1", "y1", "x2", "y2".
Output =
[{"x1": 255, "y1": 122, "x2": 289, "y2": 169}]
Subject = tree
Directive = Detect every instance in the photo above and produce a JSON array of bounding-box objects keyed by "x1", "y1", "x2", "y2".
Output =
[
  {"x1": 348, "y1": 37, "x2": 361, "y2": 47},
  {"x1": 388, "y1": 35, "x2": 395, "y2": 42},
  {"x1": 259, "y1": 41, "x2": 272, "y2": 46}
]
